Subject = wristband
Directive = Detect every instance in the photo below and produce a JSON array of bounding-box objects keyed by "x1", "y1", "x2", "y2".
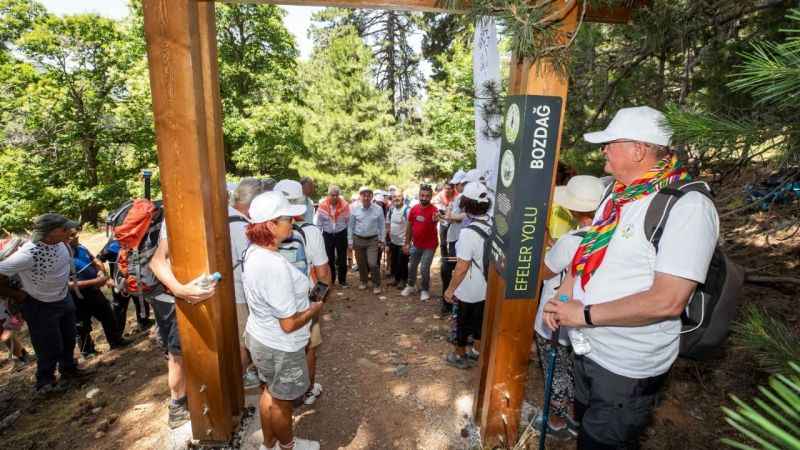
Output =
[{"x1": 583, "y1": 305, "x2": 594, "y2": 326}]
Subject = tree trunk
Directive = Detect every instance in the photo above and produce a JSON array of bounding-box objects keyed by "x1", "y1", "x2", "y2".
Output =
[{"x1": 386, "y1": 12, "x2": 398, "y2": 118}]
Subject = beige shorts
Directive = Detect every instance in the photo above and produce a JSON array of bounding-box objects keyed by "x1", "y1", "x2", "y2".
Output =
[
  {"x1": 236, "y1": 303, "x2": 249, "y2": 339},
  {"x1": 309, "y1": 321, "x2": 322, "y2": 348}
]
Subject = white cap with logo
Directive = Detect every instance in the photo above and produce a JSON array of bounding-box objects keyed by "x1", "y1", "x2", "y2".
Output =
[
  {"x1": 358, "y1": 186, "x2": 372, "y2": 194},
  {"x1": 249, "y1": 191, "x2": 307, "y2": 224},
  {"x1": 463, "y1": 169, "x2": 482, "y2": 184},
  {"x1": 449, "y1": 170, "x2": 466, "y2": 185},
  {"x1": 274, "y1": 179, "x2": 305, "y2": 202},
  {"x1": 462, "y1": 182, "x2": 490, "y2": 204},
  {"x1": 583, "y1": 106, "x2": 672, "y2": 147}
]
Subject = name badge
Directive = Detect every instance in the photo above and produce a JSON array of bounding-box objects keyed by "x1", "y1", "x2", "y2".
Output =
[{"x1": 416, "y1": 215, "x2": 426, "y2": 222}]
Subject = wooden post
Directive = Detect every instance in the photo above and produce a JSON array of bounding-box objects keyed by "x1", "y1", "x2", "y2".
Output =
[
  {"x1": 142, "y1": 0, "x2": 241, "y2": 443},
  {"x1": 475, "y1": 3, "x2": 579, "y2": 447}
]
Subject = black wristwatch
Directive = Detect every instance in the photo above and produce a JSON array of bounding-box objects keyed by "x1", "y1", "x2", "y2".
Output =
[{"x1": 583, "y1": 305, "x2": 594, "y2": 326}]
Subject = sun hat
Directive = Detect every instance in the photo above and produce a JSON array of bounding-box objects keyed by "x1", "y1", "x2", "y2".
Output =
[
  {"x1": 583, "y1": 106, "x2": 672, "y2": 147},
  {"x1": 462, "y1": 182, "x2": 490, "y2": 204},
  {"x1": 249, "y1": 191, "x2": 306, "y2": 224},
  {"x1": 553, "y1": 175, "x2": 605, "y2": 212},
  {"x1": 358, "y1": 186, "x2": 373, "y2": 194},
  {"x1": 31, "y1": 213, "x2": 80, "y2": 242},
  {"x1": 449, "y1": 170, "x2": 466, "y2": 185},
  {"x1": 274, "y1": 179, "x2": 305, "y2": 204},
  {"x1": 463, "y1": 169, "x2": 482, "y2": 184}
]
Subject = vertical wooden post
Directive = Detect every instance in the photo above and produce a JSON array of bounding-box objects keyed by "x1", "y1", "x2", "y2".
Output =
[
  {"x1": 476, "y1": 4, "x2": 578, "y2": 446},
  {"x1": 142, "y1": 0, "x2": 241, "y2": 442}
]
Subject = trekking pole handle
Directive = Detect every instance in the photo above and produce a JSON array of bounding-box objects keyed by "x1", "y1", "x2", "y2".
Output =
[{"x1": 142, "y1": 169, "x2": 152, "y2": 200}]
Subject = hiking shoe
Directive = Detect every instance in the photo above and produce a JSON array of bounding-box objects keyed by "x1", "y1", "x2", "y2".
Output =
[
  {"x1": 372, "y1": 287, "x2": 382, "y2": 295},
  {"x1": 531, "y1": 410, "x2": 575, "y2": 441},
  {"x1": 420, "y1": 290, "x2": 430, "y2": 302},
  {"x1": 243, "y1": 368, "x2": 261, "y2": 389},
  {"x1": 34, "y1": 382, "x2": 67, "y2": 397},
  {"x1": 466, "y1": 348, "x2": 480, "y2": 361},
  {"x1": 168, "y1": 400, "x2": 190, "y2": 429},
  {"x1": 110, "y1": 337, "x2": 133, "y2": 350},
  {"x1": 339, "y1": 282, "x2": 349, "y2": 289},
  {"x1": 400, "y1": 286, "x2": 415, "y2": 297},
  {"x1": 445, "y1": 352, "x2": 474, "y2": 370},
  {"x1": 60, "y1": 366, "x2": 94, "y2": 381},
  {"x1": 358, "y1": 283, "x2": 367, "y2": 290},
  {"x1": 303, "y1": 382, "x2": 323, "y2": 405}
]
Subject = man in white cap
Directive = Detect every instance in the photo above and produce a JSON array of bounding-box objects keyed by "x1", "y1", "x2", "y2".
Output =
[
  {"x1": 439, "y1": 169, "x2": 472, "y2": 313},
  {"x1": 347, "y1": 186, "x2": 385, "y2": 294},
  {"x1": 543, "y1": 106, "x2": 719, "y2": 448},
  {"x1": 433, "y1": 172, "x2": 460, "y2": 305},
  {"x1": 274, "y1": 179, "x2": 331, "y2": 405}
]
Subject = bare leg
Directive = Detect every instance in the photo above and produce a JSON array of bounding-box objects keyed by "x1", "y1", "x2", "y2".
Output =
[
  {"x1": 168, "y1": 354, "x2": 186, "y2": 400},
  {"x1": 306, "y1": 345, "x2": 317, "y2": 389},
  {"x1": 240, "y1": 345, "x2": 251, "y2": 375},
  {"x1": 259, "y1": 387, "x2": 276, "y2": 448},
  {"x1": 271, "y1": 397, "x2": 294, "y2": 447}
]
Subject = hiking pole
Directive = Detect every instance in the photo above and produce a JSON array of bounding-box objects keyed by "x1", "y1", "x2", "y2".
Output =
[{"x1": 539, "y1": 294, "x2": 569, "y2": 450}]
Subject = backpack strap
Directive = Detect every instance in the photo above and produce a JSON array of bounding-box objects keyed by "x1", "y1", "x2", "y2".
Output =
[
  {"x1": 465, "y1": 221, "x2": 492, "y2": 277},
  {"x1": 228, "y1": 215, "x2": 248, "y2": 224},
  {"x1": 645, "y1": 181, "x2": 713, "y2": 251},
  {"x1": 293, "y1": 223, "x2": 312, "y2": 244}
]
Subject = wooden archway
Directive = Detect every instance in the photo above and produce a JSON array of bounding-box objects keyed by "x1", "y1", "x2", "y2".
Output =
[{"x1": 141, "y1": 0, "x2": 641, "y2": 446}]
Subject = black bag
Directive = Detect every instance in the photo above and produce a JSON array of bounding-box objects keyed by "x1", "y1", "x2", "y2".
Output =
[{"x1": 641, "y1": 180, "x2": 745, "y2": 359}]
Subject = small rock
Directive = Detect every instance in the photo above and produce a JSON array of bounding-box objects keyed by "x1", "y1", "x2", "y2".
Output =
[
  {"x1": 94, "y1": 431, "x2": 105, "y2": 439},
  {"x1": 128, "y1": 370, "x2": 136, "y2": 377},
  {"x1": 393, "y1": 364, "x2": 409, "y2": 377},
  {"x1": 86, "y1": 388, "x2": 101, "y2": 400},
  {"x1": 91, "y1": 407, "x2": 102, "y2": 415},
  {"x1": 379, "y1": 296, "x2": 387, "y2": 300}
]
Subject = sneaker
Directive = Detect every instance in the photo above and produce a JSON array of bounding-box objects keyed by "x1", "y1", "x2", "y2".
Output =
[
  {"x1": 287, "y1": 438, "x2": 320, "y2": 450},
  {"x1": 258, "y1": 444, "x2": 277, "y2": 450},
  {"x1": 358, "y1": 283, "x2": 367, "y2": 290},
  {"x1": 531, "y1": 410, "x2": 575, "y2": 441},
  {"x1": 372, "y1": 287, "x2": 382, "y2": 295},
  {"x1": 351, "y1": 264, "x2": 358, "y2": 273},
  {"x1": 243, "y1": 368, "x2": 261, "y2": 389},
  {"x1": 303, "y1": 382, "x2": 323, "y2": 405},
  {"x1": 34, "y1": 382, "x2": 67, "y2": 397},
  {"x1": 444, "y1": 352, "x2": 474, "y2": 370},
  {"x1": 420, "y1": 290, "x2": 430, "y2": 302},
  {"x1": 168, "y1": 399, "x2": 190, "y2": 429},
  {"x1": 400, "y1": 286, "x2": 415, "y2": 297},
  {"x1": 339, "y1": 282, "x2": 350, "y2": 289},
  {"x1": 466, "y1": 348, "x2": 480, "y2": 361}
]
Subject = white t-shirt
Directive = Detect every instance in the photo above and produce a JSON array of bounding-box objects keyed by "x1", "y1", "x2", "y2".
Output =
[
  {"x1": 446, "y1": 195, "x2": 464, "y2": 243},
  {"x1": 575, "y1": 191, "x2": 719, "y2": 379},
  {"x1": 228, "y1": 206, "x2": 249, "y2": 305},
  {"x1": 453, "y1": 217, "x2": 491, "y2": 303},
  {"x1": 243, "y1": 246, "x2": 311, "y2": 352},
  {"x1": 295, "y1": 222, "x2": 328, "y2": 270},
  {"x1": 388, "y1": 206, "x2": 408, "y2": 246},
  {"x1": 534, "y1": 229, "x2": 585, "y2": 345},
  {"x1": 0, "y1": 241, "x2": 70, "y2": 303}
]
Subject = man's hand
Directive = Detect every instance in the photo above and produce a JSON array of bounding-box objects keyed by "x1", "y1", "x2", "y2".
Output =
[
  {"x1": 177, "y1": 281, "x2": 216, "y2": 304},
  {"x1": 309, "y1": 300, "x2": 324, "y2": 317},
  {"x1": 543, "y1": 298, "x2": 586, "y2": 330},
  {"x1": 444, "y1": 287, "x2": 456, "y2": 303},
  {"x1": 402, "y1": 244, "x2": 409, "y2": 255}
]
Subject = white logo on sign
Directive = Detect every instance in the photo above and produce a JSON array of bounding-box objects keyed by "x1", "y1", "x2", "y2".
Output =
[
  {"x1": 500, "y1": 149, "x2": 515, "y2": 188},
  {"x1": 504, "y1": 103, "x2": 520, "y2": 144}
]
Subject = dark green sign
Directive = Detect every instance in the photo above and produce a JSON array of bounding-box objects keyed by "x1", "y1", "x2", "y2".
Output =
[{"x1": 489, "y1": 95, "x2": 563, "y2": 299}]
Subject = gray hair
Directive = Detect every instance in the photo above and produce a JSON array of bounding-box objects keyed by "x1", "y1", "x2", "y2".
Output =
[
  {"x1": 328, "y1": 185, "x2": 341, "y2": 195},
  {"x1": 233, "y1": 178, "x2": 266, "y2": 206}
]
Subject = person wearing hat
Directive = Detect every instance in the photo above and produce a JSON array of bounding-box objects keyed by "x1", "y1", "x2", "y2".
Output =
[
  {"x1": 347, "y1": 186, "x2": 386, "y2": 294},
  {"x1": 543, "y1": 106, "x2": 719, "y2": 449},
  {"x1": 433, "y1": 174, "x2": 459, "y2": 300},
  {"x1": 315, "y1": 185, "x2": 351, "y2": 288},
  {"x1": 242, "y1": 191, "x2": 324, "y2": 450},
  {"x1": 439, "y1": 170, "x2": 470, "y2": 314},
  {"x1": 530, "y1": 175, "x2": 605, "y2": 440},
  {"x1": 274, "y1": 179, "x2": 331, "y2": 406},
  {"x1": 300, "y1": 177, "x2": 316, "y2": 224},
  {"x1": 442, "y1": 182, "x2": 492, "y2": 369},
  {"x1": 0, "y1": 213, "x2": 83, "y2": 393}
]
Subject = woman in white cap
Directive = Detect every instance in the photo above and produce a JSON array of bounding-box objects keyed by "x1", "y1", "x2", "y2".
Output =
[
  {"x1": 531, "y1": 175, "x2": 605, "y2": 440},
  {"x1": 243, "y1": 191, "x2": 324, "y2": 450}
]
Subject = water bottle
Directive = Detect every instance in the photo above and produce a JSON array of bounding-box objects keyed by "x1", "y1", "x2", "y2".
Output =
[
  {"x1": 559, "y1": 294, "x2": 592, "y2": 355},
  {"x1": 196, "y1": 272, "x2": 222, "y2": 290}
]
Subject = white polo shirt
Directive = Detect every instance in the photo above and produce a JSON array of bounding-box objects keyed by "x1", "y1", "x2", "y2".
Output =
[
  {"x1": 574, "y1": 191, "x2": 719, "y2": 379},
  {"x1": 454, "y1": 216, "x2": 492, "y2": 303}
]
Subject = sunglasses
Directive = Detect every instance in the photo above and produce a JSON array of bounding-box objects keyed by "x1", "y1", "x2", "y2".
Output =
[{"x1": 601, "y1": 140, "x2": 638, "y2": 151}]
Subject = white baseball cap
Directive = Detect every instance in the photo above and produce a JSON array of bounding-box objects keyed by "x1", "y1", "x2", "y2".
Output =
[
  {"x1": 249, "y1": 191, "x2": 306, "y2": 224},
  {"x1": 463, "y1": 169, "x2": 482, "y2": 184},
  {"x1": 583, "y1": 106, "x2": 672, "y2": 147},
  {"x1": 449, "y1": 170, "x2": 466, "y2": 185},
  {"x1": 462, "y1": 182, "x2": 490, "y2": 204},
  {"x1": 274, "y1": 179, "x2": 305, "y2": 203},
  {"x1": 553, "y1": 175, "x2": 605, "y2": 212},
  {"x1": 358, "y1": 186, "x2": 372, "y2": 194}
]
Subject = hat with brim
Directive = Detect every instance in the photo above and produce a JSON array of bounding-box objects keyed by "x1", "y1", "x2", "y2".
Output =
[
  {"x1": 553, "y1": 175, "x2": 605, "y2": 212},
  {"x1": 274, "y1": 179, "x2": 305, "y2": 204},
  {"x1": 358, "y1": 186, "x2": 373, "y2": 194},
  {"x1": 249, "y1": 191, "x2": 306, "y2": 224},
  {"x1": 463, "y1": 169, "x2": 482, "y2": 184},
  {"x1": 583, "y1": 106, "x2": 672, "y2": 147},
  {"x1": 449, "y1": 170, "x2": 466, "y2": 185},
  {"x1": 462, "y1": 182, "x2": 490, "y2": 204},
  {"x1": 31, "y1": 213, "x2": 79, "y2": 242}
]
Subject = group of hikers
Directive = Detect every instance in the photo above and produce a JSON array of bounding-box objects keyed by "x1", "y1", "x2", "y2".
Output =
[{"x1": 0, "y1": 106, "x2": 721, "y2": 450}]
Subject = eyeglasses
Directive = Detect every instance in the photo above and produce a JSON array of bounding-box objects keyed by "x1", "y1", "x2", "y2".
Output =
[{"x1": 601, "y1": 140, "x2": 637, "y2": 151}]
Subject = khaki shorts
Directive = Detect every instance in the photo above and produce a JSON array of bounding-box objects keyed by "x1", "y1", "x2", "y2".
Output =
[
  {"x1": 236, "y1": 303, "x2": 249, "y2": 339},
  {"x1": 309, "y1": 321, "x2": 322, "y2": 348}
]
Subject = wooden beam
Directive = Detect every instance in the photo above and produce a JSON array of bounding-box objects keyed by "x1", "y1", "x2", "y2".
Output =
[
  {"x1": 143, "y1": 0, "x2": 241, "y2": 442},
  {"x1": 475, "y1": 3, "x2": 578, "y2": 447},
  {"x1": 223, "y1": 0, "x2": 640, "y2": 23}
]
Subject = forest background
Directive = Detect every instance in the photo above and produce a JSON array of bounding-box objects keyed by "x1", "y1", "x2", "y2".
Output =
[{"x1": 0, "y1": 0, "x2": 796, "y2": 231}]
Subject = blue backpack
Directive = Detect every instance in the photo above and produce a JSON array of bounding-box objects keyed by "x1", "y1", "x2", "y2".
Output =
[{"x1": 277, "y1": 223, "x2": 312, "y2": 276}]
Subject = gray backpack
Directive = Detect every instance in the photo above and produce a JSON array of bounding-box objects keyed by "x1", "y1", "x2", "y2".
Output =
[{"x1": 602, "y1": 180, "x2": 744, "y2": 359}]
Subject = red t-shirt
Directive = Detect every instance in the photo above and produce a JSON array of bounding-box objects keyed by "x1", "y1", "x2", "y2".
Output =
[{"x1": 409, "y1": 204, "x2": 439, "y2": 250}]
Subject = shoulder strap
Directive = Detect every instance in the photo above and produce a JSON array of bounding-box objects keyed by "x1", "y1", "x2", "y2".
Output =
[
  {"x1": 293, "y1": 223, "x2": 311, "y2": 243},
  {"x1": 646, "y1": 180, "x2": 713, "y2": 251},
  {"x1": 233, "y1": 242, "x2": 253, "y2": 272},
  {"x1": 228, "y1": 215, "x2": 248, "y2": 224},
  {"x1": 573, "y1": 230, "x2": 588, "y2": 239}
]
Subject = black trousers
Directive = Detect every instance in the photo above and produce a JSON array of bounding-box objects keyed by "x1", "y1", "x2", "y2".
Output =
[
  {"x1": 574, "y1": 356, "x2": 669, "y2": 449},
  {"x1": 441, "y1": 241, "x2": 457, "y2": 311},
  {"x1": 21, "y1": 294, "x2": 78, "y2": 388},
  {"x1": 75, "y1": 286, "x2": 122, "y2": 354},
  {"x1": 388, "y1": 242, "x2": 408, "y2": 285},
  {"x1": 111, "y1": 289, "x2": 151, "y2": 335},
  {"x1": 323, "y1": 229, "x2": 348, "y2": 285},
  {"x1": 439, "y1": 224, "x2": 450, "y2": 287},
  {"x1": 456, "y1": 299, "x2": 484, "y2": 347}
]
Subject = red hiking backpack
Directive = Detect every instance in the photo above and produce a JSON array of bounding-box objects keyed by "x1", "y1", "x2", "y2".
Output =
[{"x1": 106, "y1": 199, "x2": 167, "y2": 299}]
